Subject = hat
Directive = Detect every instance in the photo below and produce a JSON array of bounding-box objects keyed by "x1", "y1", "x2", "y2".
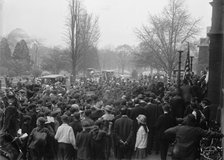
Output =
[
  {"x1": 45, "y1": 116, "x2": 55, "y2": 124},
  {"x1": 136, "y1": 114, "x2": 147, "y2": 124},
  {"x1": 37, "y1": 117, "x2": 47, "y2": 126},
  {"x1": 71, "y1": 104, "x2": 79, "y2": 110},
  {"x1": 81, "y1": 120, "x2": 93, "y2": 128},
  {"x1": 104, "y1": 105, "x2": 113, "y2": 112},
  {"x1": 51, "y1": 108, "x2": 61, "y2": 117},
  {"x1": 201, "y1": 98, "x2": 211, "y2": 105}
]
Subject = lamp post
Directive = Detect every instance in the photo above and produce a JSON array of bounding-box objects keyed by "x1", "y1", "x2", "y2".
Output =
[
  {"x1": 190, "y1": 56, "x2": 194, "y2": 72},
  {"x1": 177, "y1": 50, "x2": 183, "y2": 92}
]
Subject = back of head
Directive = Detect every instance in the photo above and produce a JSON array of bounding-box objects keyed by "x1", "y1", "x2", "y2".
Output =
[
  {"x1": 84, "y1": 109, "x2": 92, "y2": 117},
  {"x1": 61, "y1": 114, "x2": 69, "y2": 123},
  {"x1": 182, "y1": 114, "x2": 196, "y2": 127},
  {"x1": 37, "y1": 117, "x2": 47, "y2": 128},
  {"x1": 120, "y1": 107, "x2": 128, "y2": 116},
  {"x1": 73, "y1": 112, "x2": 80, "y2": 120},
  {"x1": 162, "y1": 103, "x2": 171, "y2": 113}
]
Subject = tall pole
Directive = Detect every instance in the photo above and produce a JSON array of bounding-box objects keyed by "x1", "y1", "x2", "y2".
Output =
[{"x1": 178, "y1": 50, "x2": 183, "y2": 92}]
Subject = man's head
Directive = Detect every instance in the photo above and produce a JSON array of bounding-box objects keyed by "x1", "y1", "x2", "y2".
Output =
[{"x1": 61, "y1": 115, "x2": 69, "y2": 124}]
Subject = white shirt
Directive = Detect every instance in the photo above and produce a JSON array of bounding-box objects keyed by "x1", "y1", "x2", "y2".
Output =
[
  {"x1": 135, "y1": 126, "x2": 149, "y2": 149},
  {"x1": 55, "y1": 123, "x2": 76, "y2": 149}
]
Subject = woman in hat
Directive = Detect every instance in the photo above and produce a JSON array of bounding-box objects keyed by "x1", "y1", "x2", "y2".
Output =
[
  {"x1": 27, "y1": 117, "x2": 54, "y2": 160},
  {"x1": 134, "y1": 114, "x2": 149, "y2": 159}
]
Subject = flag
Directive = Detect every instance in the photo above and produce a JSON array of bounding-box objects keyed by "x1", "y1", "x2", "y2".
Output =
[{"x1": 183, "y1": 43, "x2": 191, "y2": 80}]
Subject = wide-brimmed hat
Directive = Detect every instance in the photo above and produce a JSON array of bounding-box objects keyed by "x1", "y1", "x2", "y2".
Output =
[{"x1": 136, "y1": 114, "x2": 147, "y2": 124}]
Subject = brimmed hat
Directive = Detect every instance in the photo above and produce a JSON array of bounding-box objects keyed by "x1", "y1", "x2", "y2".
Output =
[
  {"x1": 136, "y1": 114, "x2": 147, "y2": 124},
  {"x1": 201, "y1": 98, "x2": 211, "y2": 105},
  {"x1": 51, "y1": 108, "x2": 61, "y2": 117},
  {"x1": 104, "y1": 105, "x2": 113, "y2": 112},
  {"x1": 81, "y1": 120, "x2": 93, "y2": 129},
  {"x1": 37, "y1": 117, "x2": 47, "y2": 126},
  {"x1": 45, "y1": 116, "x2": 55, "y2": 124}
]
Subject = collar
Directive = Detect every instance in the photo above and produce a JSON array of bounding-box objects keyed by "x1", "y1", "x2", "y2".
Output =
[
  {"x1": 204, "y1": 106, "x2": 208, "y2": 109},
  {"x1": 121, "y1": 115, "x2": 128, "y2": 118}
]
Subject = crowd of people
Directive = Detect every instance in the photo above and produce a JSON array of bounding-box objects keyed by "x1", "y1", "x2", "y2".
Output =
[{"x1": 0, "y1": 72, "x2": 223, "y2": 160}]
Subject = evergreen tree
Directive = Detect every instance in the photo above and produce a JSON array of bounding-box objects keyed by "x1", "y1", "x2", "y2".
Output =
[{"x1": 12, "y1": 40, "x2": 32, "y2": 75}]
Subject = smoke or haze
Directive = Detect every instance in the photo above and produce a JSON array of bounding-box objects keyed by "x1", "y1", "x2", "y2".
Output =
[
  {"x1": 0, "y1": 0, "x2": 3, "y2": 37},
  {"x1": 2, "y1": 0, "x2": 212, "y2": 48}
]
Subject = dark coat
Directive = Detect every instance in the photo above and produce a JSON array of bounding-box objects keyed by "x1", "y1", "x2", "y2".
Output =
[
  {"x1": 114, "y1": 115, "x2": 133, "y2": 144},
  {"x1": 180, "y1": 85, "x2": 191, "y2": 103},
  {"x1": 76, "y1": 130, "x2": 92, "y2": 160},
  {"x1": 114, "y1": 115, "x2": 134, "y2": 159},
  {"x1": 70, "y1": 119, "x2": 82, "y2": 137},
  {"x1": 145, "y1": 103, "x2": 163, "y2": 129},
  {"x1": 170, "y1": 95, "x2": 185, "y2": 118},
  {"x1": 155, "y1": 113, "x2": 176, "y2": 141},
  {"x1": 90, "y1": 127, "x2": 107, "y2": 160}
]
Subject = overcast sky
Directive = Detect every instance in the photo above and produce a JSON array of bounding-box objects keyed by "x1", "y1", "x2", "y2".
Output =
[{"x1": 2, "y1": 0, "x2": 212, "y2": 48}]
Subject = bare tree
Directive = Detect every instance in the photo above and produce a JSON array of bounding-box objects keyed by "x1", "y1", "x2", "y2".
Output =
[
  {"x1": 136, "y1": 0, "x2": 200, "y2": 78},
  {"x1": 66, "y1": 0, "x2": 100, "y2": 80},
  {"x1": 116, "y1": 44, "x2": 133, "y2": 75},
  {"x1": 134, "y1": 42, "x2": 162, "y2": 71}
]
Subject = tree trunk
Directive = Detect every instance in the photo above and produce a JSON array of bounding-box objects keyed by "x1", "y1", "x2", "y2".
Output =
[{"x1": 121, "y1": 64, "x2": 125, "y2": 75}]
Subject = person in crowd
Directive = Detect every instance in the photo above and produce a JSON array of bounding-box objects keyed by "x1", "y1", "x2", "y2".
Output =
[
  {"x1": 200, "y1": 98, "x2": 211, "y2": 128},
  {"x1": 55, "y1": 115, "x2": 77, "y2": 160},
  {"x1": 184, "y1": 97, "x2": 200, "y2": 116},
  {"x1": 81, "y1": 109, "x2": 94, "y2": 127},
  {"x1": 144, "y1": 99, "x2": 163, "y2": 154},
  {"x1": 155, "y1": 104, "x2": 176, "y2": 160},
  {"x1": 164, "y1": 114, "x2": 223, "y2": 160},
  {"x1": 134, "y1": 114, "x2": 149, "y2": 159},
  {"x1": 90, "y1": 119, "x2": 112, "y2": 160},
  {"x1": 0, "y1": 105, "x2": 21, "y2": 160},
  {"x1": 70, "y1": 112, "x2": 83, "y2": 137},
  {"x1": 169, "y1": 91, "x2": 185, "y2": 119},
  {"x1": 27, "y1": 117, "x2": 54, "y2": 160},
  {"x1": 130, "y1": 98, "x2": 148, "y2": 141},
  {"x1": 101, "y1": 105, "x2": 115, "y2": 121},
  {"x1": 99, "y1": 105, "x2": 115, "y2": 159},
  {"x1": 76, "y1": 121, "x2": 92, "y2": 160},
  {"x1": 114, "y1": 107, "x2": 133, "y2": 160},
  {"x1": 180, "y1": 79, "x2": 192, "y2": 106}
]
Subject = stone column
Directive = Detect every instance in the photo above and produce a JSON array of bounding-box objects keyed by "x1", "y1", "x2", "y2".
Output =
[{"x1": 207, "y1": 0, "x2": 223, "y2": 120}]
